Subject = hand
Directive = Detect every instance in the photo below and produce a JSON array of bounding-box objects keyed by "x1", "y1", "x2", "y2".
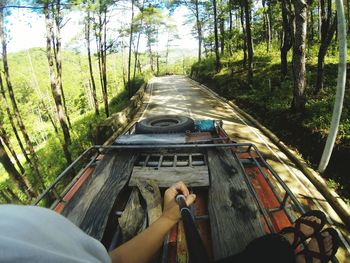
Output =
[{"x1": 161, "y1": 181, "x2": 196, "y2": 224}]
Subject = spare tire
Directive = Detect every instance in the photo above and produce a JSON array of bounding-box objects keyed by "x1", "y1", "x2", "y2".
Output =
[{"x1": 135, "y1": 115, "x2": 194, "y2": 134}]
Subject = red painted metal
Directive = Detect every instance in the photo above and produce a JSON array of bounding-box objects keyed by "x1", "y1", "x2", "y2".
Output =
[
  {"x1": 167, "y1": 223, "x2": 178, "y2": 263},
  {"x1": 53, "y1": 167, "x2": 94, "y2": 213},
  {"x1": 246, "y1": 166, "x2": 291, "y2": 231}
]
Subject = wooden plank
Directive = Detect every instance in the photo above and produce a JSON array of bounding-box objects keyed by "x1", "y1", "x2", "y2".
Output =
[
  {"x1": 136, "y1": 180, "x2": 162, "y2": 263},
  {"x1": 119, "y1": 187, "x2": 146, "y2": 243},
  {"x1": 207, "y1": 148, "x2": 264, "y2": 260},
  {"x1": 61, "y1": 150, "x2": 137, "y2": 241},
  {"x1": 177, "y1": 221, "x2": 189, "y2": 263},
  {"x1": 129, "y1": 167, "x2": 209, "y2": 188},
  {"x1": 136, "y1": 179, "x2": 162, "y2": 224}
]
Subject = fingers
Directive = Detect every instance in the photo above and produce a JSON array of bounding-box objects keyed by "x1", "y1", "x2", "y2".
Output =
[
  {"x1": 185, "y1": 194, "x2": 196, "y2": 206},
  {"x1": 169, "y1": 181, "x2": 190, "y2": 197}
]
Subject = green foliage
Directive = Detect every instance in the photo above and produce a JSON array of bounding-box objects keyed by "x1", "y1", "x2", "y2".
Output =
[
  {"x1": 0, "y1": 47, "x2": 148, "y2": 203},
  {"x1": 191, "y1": 43, "x2": 350, "y2": 200}
]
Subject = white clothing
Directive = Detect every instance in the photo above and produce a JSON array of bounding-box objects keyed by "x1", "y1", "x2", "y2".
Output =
[{"x1": 0, "y1": 205, "x2": 111, "y2": 262}]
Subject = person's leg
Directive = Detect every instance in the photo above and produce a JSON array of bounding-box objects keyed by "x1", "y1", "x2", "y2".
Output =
[
  {"x1": 215, "y1": 213, "x2": 324, "y2": 263},
  {"x1": 295, "y1": 228, "x2": 340, "y2": 263},
  {"x1": 216, "y1": 233, "x2": 295, "y2": 263}
]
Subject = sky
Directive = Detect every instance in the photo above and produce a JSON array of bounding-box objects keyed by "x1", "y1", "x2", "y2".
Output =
[{"x1": 5, "y1": 5, "x2": 198, "y2": 55}]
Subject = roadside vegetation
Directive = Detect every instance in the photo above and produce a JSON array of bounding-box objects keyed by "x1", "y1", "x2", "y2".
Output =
[{"x1": 189, "y1": 0, "x2": 350, "y2": 204}]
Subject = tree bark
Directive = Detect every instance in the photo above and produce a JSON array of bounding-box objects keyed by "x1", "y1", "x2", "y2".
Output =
[
  {"x1": 240, "y1": 5, "x2": 247, "y2": 69},
  {"x1": 5, "y1": 187, "x2": 22, "y2": 204},
  {"x1": 0, "y1": 139, "x2": 35, "y2": 198},
  {"x1": 127, "y1": 0, "x2": 135, "y2": 99},
  {"x1": 347, "y1": 0, "x2": 350, "y2": 33},
  {"x1": 133, "y1": 0, "x2": 145, "y2": 83},
  {"x1": 219, "y1": 17, "x2": 225, "y2": 55},
  {"x1": 195, "y1": 0, "x2": 202, "y2": 62},
  {"x1": 262, "y1": 0, "x2": 271, "y2": 53},
  {"x1": 85, "y1": 11, "x2": 99, "y2": 116},
  {"x1": 291, "y1": 0, "x2": 308, "y2": 111},
  {"x1": 44, "y1": 3, "x2": 72, "y2": 165},
  {"x1": 54, "y1": 0, "x2": 71, "y2": 128},
  {"x1": 0, "y1": 73, "x2": 33, "y2": 167},
  {"x1": 98, "y1": 8, "x2": 109, "y2": 117},
  {"x1": 244, "y1": 0, "x2": 254, "y2": 85},
  {"x1": 315, "y1": 0, "x2": 337, "y2": 94},
  {"x1": 213, "y1": 0, "x2": 221, "y2": 71},
  {"x1": 280, "y1": 0, "x2": 293, "y2": 80},
  {"x1": 0, "y1": 191, "x2": 11, "y2": 203},
  {"x1": 0, "y1": 126, "x2": 25, "y2": 174}
]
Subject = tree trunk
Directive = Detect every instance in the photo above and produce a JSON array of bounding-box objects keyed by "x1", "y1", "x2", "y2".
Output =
[
  {"x1": 213, "y1": 0, "x2": 220, "y2": 71},
  {"x1": 291, "y1": 0, "x2": 308, "y2": 111},
  {"x1": 0, "y1": 7, "x2": 45, "y2": 192},
  {"x1": 0, "y1": 126, "x2": 25, "y2": 174},
  {"x1": 127, "y1": 0, "x2": 135, "y2": 99},
  {"x1": 195, "y1": 0, "x2": 202, "y2": 62},
  {"x1": 101, "y1": 10, "x2": 108, "y2": 117},
  {"x1": 0, "y1": 139, "x2": 35, "y2": 198},
  {"x1": 5, "y1": 187, "x2": 22, "y2": 204},
  {"x1": 229, "y1": 0, "x2": 233, "y2": 33},
  {"x1": 44, "y1": 3, "x2": 72, "y2": 164},
  {"x1": 262, "y1": 0, "x2": 271, "y2": 53},
  {"x1": 280, "y1": 0, "x2": 293, "y2": 81},
  {"x1": 240, "y1": 5, "x2": 247, "y2": 69},
  {"x1": 219, "y1": 17, "x2": 225, "y2": 55},
  {"x1": 347, "y1": 0, "x2": 350, "y2": 33},
  {"x1": 244, "y1": 0, "x2": 254, "y2": 85},
  {"x1": 0, "y1": 73, "x2": 33, "y2": 167},
  {"x1": 54, "y1": 0, "x2": 71, "y2": 128},
  {"x1": 315, "y1": 0, "x2": 337, "y2": 94},
  {"x1": 0, "y1": 191, "x2": 11, "y2": 203},
  {"x1": 85, "y1": 11, "x2": 99, "y2": 116}
]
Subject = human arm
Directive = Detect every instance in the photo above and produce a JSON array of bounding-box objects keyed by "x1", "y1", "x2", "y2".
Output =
[{"x1": 108, "y1": 181, "x2": 196, "y2": 263}]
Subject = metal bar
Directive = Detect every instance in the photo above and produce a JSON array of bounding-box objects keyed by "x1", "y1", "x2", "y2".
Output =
[
  {"x1": 33, "y1": 147, "x2": 98, "y2": 205},
  {"x1": 247, "y1": 149, "x2": 296, "y2": 223},
  {"x1": 144, "y1": 155, "x2": 150, "y2": 167},
  {"x1": 232, "y1": 151, "x2": 277, "y2": 233},
  {"x1": 49, "y1": 153, "x2": 99, "y2": 209},
  {"x1": 158, "y1": 155, "x2": 163, "y2": 168},
  {"x1": 249, "y1": 152, "x2": 284, "y2": 204},
  {"x1": 95, "y1": 143, "x2": 253, "y2": 149},
  {"x1": 250, "y1": 144, "x2": 305, "y2": 214},
  {"x1": 280, "y1": 193, "x2": 290, "y2": 210}
]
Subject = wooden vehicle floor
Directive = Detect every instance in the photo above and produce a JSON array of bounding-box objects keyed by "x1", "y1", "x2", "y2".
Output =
[{"x1": 61, "y1": 150, "x2": 137, "y2": 241}]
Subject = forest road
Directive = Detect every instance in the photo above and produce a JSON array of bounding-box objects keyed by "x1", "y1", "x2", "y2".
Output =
[{"x1": 135, "y1": 75, "x2": 350, "y2": 261}]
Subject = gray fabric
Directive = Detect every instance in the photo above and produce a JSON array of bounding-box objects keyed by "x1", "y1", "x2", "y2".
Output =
[{"x1": 0, "y1": 205, "x2": 111, "y2": 263}]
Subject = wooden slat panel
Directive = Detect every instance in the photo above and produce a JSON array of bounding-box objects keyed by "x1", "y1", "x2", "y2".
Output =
[
  {"x1": 61, "y1": 150, "x2": 137, "y2": 240},
  {"x1": 207, "y1": 148, "x2": 264, "y2": 260},
  {"x1": 136, "y1": 180, "x2": 162, "y2": 224},
  {"x1": 119, "y1": 187, "x2": 145, "y2": 243},
  {"x1": 129, "y1": 167, "x2": 209, "y2": 187},
  {"x1": 136, "y1": 180, "x2": 162, "y2": 263}
]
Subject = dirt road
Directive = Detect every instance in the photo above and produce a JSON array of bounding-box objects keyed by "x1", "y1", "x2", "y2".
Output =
[{"x1": 137, "y1": 75, "x2": 350, "y2": 261}]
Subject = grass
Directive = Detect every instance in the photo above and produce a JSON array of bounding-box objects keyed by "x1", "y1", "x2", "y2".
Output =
[{"x1": 191, "y1": 44, "x2": 350, "y2": 202}]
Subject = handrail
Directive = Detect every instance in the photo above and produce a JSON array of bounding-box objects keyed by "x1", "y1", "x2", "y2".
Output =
[
  {"x1": 32, "y1": 147, "x2": 98, "y2": 205},
  {"x1": 318, "y1": 0, "x2": 347, "y2": 173}
]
